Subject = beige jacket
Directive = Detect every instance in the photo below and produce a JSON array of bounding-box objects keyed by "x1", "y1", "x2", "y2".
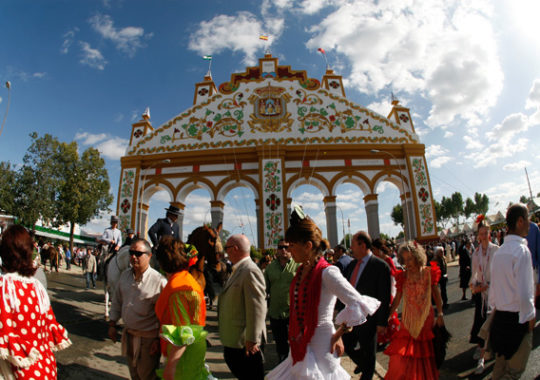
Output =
[{"x1": 218, "y1": 257, "x2": 267, "y2": 348}]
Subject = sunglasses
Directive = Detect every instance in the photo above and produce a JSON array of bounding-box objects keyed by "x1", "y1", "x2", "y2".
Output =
[
  {"x1": 277, "y1": 245, "x2": 289, "y2": 250},
  {"x1": 129, "y1": 250, "x2": 148, "y2": 257}
]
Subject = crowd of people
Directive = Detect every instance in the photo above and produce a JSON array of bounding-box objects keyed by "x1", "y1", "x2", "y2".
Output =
[{"x1": 0, "y1": 202, "x2": 538, "y2": 379}]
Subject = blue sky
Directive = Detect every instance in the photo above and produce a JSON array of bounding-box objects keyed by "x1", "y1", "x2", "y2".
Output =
[{"x1": 1, "y1": 0, "x2": 539, "y2": 246}]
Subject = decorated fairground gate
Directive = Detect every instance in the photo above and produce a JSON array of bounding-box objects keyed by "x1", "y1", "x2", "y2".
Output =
[{"x1": 117, "y1": 54, "x2": 438, "y2": 249}]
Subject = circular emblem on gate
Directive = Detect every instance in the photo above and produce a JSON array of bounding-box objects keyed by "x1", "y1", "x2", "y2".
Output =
[
  {"x1": 418, "y1": 187, "x2": 429, "y2": 202},
  {"x1": 120, "y1": 199, "x2": 131, "y2": 213},
  {"x1": 266, "y1": 194, "x2": 281, "y2": 211}
]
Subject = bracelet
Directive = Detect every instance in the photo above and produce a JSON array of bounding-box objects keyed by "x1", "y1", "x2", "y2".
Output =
[
  {"x1": 340, "y1": 323, "x2": 353, "y2": 333},
  {"x1": 437, "y1": 313, "x2": 443, "y2": 317}
]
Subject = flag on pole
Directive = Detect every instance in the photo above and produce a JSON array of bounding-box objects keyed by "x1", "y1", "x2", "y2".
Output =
[
  {"x1": 348, "y1": 218, "x2": 350, "y2": 228},
  {"x1": 203, "y1": 55, "x2": 212, "y2": 60},
  {"x1": 318, "y1": 48, "x2": 326, "y2": 55},
  {"x1": 259, "y1": 35, "x2": 269, "y2": 41}
]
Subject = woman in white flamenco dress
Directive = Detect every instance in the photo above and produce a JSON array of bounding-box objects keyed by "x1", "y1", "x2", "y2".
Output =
[{"x1": 267, "y1": 208, "x2": 380, "y2": 380}]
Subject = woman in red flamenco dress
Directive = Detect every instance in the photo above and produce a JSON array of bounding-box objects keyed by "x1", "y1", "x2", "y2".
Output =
[{"x1": 384, "y1": 242, "x2": 445, "y2": 380}]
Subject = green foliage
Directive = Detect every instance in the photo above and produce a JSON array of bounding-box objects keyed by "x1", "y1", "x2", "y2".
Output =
[
  {"x1": 55, "y1": 142, "x2": 113, "y2": 250},
  {"x1": 391, "y1": 204, "x2": 403, "y2": 227},
  {"x1": 0, "y1": 162, "x2": 15, "y2": 213},
  {"x1": 250, "y1": 245, "x2": 262, "y2": 261},
  {"x1": 380, "y1": 232, "x2": 390, "y2": 241},
  {"x1": 6, "y1": 133, "x2": 112, "y2": 251},
  {"x1": 339, "y1": 233, "x2": 352, "y2": 248}
]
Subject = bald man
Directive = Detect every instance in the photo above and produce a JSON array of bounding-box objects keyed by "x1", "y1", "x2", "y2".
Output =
[{"x1": 218, "y1": 234, "x2": 267, "y2": 380}]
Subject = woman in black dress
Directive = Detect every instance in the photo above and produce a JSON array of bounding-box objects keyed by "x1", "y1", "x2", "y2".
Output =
[{"x1": 458, "y1": 239, "x2": 472, "y2": 300}]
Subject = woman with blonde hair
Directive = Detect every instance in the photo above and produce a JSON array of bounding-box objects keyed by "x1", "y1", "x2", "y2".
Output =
[
  {"x1": 267, "y1": 207, "x2": 380, "y2": 380},
  {"x1": 384, "y1": 241, "x2": 445, "y2": 380}
]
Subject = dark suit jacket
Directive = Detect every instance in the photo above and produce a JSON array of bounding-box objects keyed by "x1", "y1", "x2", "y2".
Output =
[
  {"x1": 148, "y1": 218, "x2": 180, "y2": 246},
  {"x1": 343, "y1": 254, "x2": 391, "y2": 327}
]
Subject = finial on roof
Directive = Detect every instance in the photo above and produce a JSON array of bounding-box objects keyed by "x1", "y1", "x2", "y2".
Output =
[
  {"x1": 391, "y1": 92, "x2": 399, "y2": 106},
  {"x1": 142, "y1": 107, "x2": 150, "y2": 120}
]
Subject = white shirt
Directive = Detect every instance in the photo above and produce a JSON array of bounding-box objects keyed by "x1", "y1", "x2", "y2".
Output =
[
  {"x1": 110, "y1": 267, "x2": 167, "y2": 331},
  {"x1": 488, "y1": 235, "x2": 536, "y2": 324},
  {"x1": 101, "y1": 227, "x2": 122, "y2": 247},
  {"x1": 470, "y1": 242, "x2": 498, "y2": 287}
]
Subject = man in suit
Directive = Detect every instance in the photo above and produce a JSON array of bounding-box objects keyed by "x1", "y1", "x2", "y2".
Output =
[
  {"x1": 342, "y1": 231, "x2": 391, "y2": 380},
  {"x1": 218, "y1": 234, "x2": 267, "y2": 380},
  {"x1": 147, "y1": 204, "x2": 181, "y2": 248}
]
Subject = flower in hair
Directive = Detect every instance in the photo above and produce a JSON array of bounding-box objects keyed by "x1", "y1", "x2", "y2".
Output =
[
  {"x1": 290, "y1": 204, "x2": 307, "y2": 226},
  {"x1": 476, "y1": 214, "x2": 485, "y2": 224},
  {"x1": 184, "y1": 244, "x2": 199, "y2": 268},
  {"x1": 413, "y1": 241, "x2": 418, "y2": 248}
]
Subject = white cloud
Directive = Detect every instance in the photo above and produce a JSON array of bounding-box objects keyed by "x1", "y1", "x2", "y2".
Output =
[
  {"x1": 463, "y1": 135, "x2": 484, "y2": 150},
  {"x1": 95, "y1": 137, "x2": 129, "y2": 160},
  {"x1": 486, "y1": 113, "x2": 529, "y2": 140},
  {"x1": 525, "y1": 78, "x2": 540, "y2": 126},
  {"x1": 79, "y1": 41, "x2": 107, "y2": 70},
  {"x1": 430, "y1": 156, "x2": 451, "y2": 168},
  {"x1": 443, "y1": 131, "x2": 454, "y2": 138},
  {"x1": 305, "y1": 0, "x2": 503, "y2": 129},
  {"x1": 502, "y1": 160, "x2": 530, "y2": 172},
  {"x1": 89, "y1": 14, "x2": 152, "y2": 58},
  {"x1": 366, "y1": 98, "x2": 393, "y2": 117},
  {"x1": 425, "y1": 144, "x2": 449, "y2": 158},
  {"x1": 75, "y1": 132, "x2": 128, "y2": 160},
  {"x1": 188, "y1": 12, "x2": 283, "y2": 65},
  {"x1": 61, "y1": 28, "x2": 79, "y2": 54},
  {"x1": 75, "y1": 132, "x2": 107, "y2": 145}
]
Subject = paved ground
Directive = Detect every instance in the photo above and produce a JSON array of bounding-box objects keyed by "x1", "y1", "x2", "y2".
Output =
[{"x1": 48, "y1": 261, "x2": 540, "y2": 379}]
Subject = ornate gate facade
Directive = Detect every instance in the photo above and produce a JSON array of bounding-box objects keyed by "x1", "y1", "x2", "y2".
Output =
[{"x1": 117, "y1": 54, "x2": 438, "y2": 248}]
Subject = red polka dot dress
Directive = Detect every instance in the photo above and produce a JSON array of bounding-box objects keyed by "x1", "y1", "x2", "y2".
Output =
[{"x1": 0, "y1": 272, "x2": 71, "y2": 379}]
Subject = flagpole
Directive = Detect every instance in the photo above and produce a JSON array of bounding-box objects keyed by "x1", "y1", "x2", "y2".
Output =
[{"x1": 207, "y1": 58, "x2": 212, "y2": 77}]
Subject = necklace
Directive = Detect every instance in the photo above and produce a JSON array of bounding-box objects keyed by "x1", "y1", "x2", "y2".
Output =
[{"x1": 292, "y1": 262, "x2": 316, "y2": 337}]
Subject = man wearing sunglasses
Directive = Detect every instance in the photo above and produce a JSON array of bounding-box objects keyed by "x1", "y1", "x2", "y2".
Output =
[
  {"x1": 108, "y1": 239, "x2": 167, "y2": 380},
  {"x1": 264, "y1": 239, "x2": 300, "y2": 363}
]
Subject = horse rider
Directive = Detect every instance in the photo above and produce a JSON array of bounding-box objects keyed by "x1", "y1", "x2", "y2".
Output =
[
  {"x1": 97, "y1": 215, "x2": 123, "y2": 254},
  {"x1": 148, "y1": 204, "x2": 181, "y2": 249},
  {"x1": 122, "y1": 228, "x2": 136, "y2": 248}
]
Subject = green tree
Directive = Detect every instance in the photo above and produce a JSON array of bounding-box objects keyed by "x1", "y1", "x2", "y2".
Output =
[
  {"x1": 0, "y1": 162, "x2": 16, "y2": 213},
  {"x1": 339, "y1": 233, "x2": 352, "y2": 248},
  {"x1": 390, "y1": 204, "x2": 404, "y2": 227},
  {"x1": 13, "y1": 133, "x2": 60, "y2": 228},
  {"x1": 473, "y1": 192, "x2": 489, "y2": 215},
  {"x1": 464, "y1": 197, "x2": 476, "y2": 219},
  {"x1": 450, "y1": 192, "x2": 464, "y2": 227},
  {"x1": 55, "y1": 142, "x2": 113, "y2": 251},
  {"x1": 520, "y1": 195, "x2": 529, "y2": 204}
]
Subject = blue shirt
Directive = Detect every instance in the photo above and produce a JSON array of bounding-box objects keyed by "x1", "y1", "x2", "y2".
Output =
[{"x1": 526, "y1": 222, "x2": 540, "y2": 281}]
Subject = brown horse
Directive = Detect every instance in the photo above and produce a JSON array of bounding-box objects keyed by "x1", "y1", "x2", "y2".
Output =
[{"x1": 187, "y1": 223, "x2": 228, "y2": 305}]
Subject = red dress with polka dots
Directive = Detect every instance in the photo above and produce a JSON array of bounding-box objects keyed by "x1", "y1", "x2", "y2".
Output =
[{"x1": 0, "y1": 272, "x2": 71, "y2": 379}]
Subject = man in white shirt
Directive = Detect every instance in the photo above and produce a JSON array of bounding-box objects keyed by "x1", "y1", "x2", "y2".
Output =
[
  {"x1": 488, "y1": 203, "x2": 536, "y2": 379},
  {"x1": 98, "y1": 215, "x2": 123, "y2": 252},
  {"x1": 108, "y1": 239, "x2": 167, "y2": 380}
]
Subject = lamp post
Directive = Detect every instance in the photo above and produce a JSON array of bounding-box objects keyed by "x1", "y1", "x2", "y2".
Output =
[
  {"x1": 370, "y1": 149, "x2": 410, "y2": 240},
  {"x1": 0, "y1": 81, "x2": 12, "y2": 138},
  {"x1": 137, "y1": 158, "x2": 171, "y2": 237},
  {"x1": 337, "y1": 205, "x2": 347, "y2": 248}
]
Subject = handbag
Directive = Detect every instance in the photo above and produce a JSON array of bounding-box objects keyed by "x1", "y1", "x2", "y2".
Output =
[{"x1": 432, "y1": 324, "x2": 452, "y2": 368}]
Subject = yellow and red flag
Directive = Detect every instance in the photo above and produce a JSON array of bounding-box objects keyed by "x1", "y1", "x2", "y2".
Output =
[{"x1": 259, "y1": 35, "x2": 269, "y2": 41}]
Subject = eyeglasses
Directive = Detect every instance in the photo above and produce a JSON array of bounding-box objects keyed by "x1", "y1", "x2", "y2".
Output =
[
  {"x1": 129, "y1": 250, "x2": 148, "y2": 257},
  {"x1": 224, "y1": 245, "x2": 235, "y2": 250},
  {"x1": 277, "y1": 245, "x2": 289, "y2": 250}
]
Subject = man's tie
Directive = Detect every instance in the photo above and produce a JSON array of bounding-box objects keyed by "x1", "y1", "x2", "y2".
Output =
[{"x1": 349, "y1": 259, "x2": 362, "y2": 287}]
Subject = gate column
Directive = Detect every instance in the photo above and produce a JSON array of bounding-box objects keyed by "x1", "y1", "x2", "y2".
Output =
[
  {"x1": 364, "y1": 194, "x2": 380, "y2": 239},
  {"x1": 210, "y1": 200, "x2": 224, "y2": 230},
  {"x1": 323, "y1": 196, "x2": 338, "y2": 248}
]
